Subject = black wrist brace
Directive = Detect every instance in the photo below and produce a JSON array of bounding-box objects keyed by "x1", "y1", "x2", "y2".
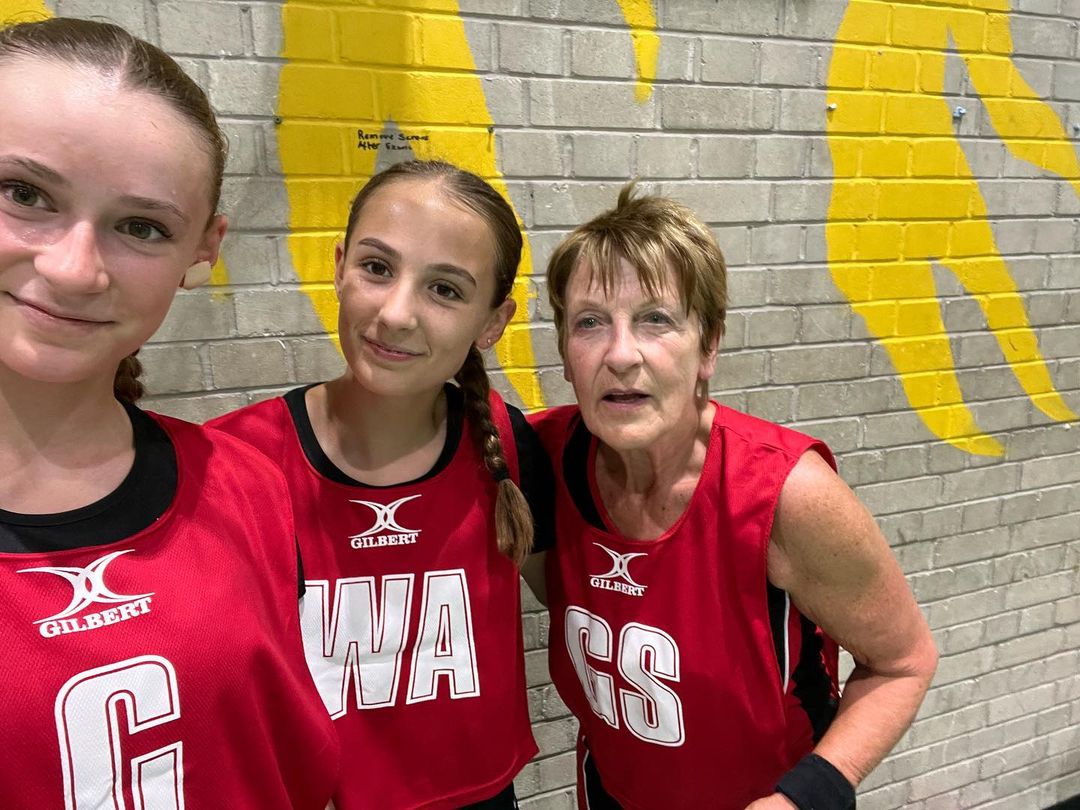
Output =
[{"x1": 775, "y1": 753, "x2": 856, "y2": 810}]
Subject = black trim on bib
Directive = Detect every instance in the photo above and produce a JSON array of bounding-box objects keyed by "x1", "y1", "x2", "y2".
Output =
[
  {"x1": 284, "y1": 383, "x2": 556, "y2": 553},
  {"x1": 0, "y1": 403, "x2": 177, "y2": 554},
  {"x1": 792, "y1": 617, "x2": 839, "y2": 742},
  {"x1": 285, "y1": 383, "x2": 464, "y2": 488},
  {"x1": 562, "y1": 416, "x2": 606, "y2": 531},
  {"x1": 506, "y1": 404, "x2": 556, "y2": 554},
  {"x1": 767, "y1": 582, "x2": 790, "y2": 682}
]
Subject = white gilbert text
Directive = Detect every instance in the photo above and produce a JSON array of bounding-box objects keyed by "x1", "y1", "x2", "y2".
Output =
[
  {"x1": 589, "y1": 577, "x2": 645, "y2": 597},
  {"x1": 40, "y1": 597, "x2": 153, "y2": 638},
  {"x1": 350, "y1": 532, "x2": 419, "y2": 549}
]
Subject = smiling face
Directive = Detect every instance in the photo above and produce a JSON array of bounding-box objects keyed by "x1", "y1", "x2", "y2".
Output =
[
  {"x1": 334, "y1": 177, "x2": 515, "y2": 399},
  {"x1": 563, "y1": 256, "x2": 718, "y2": 452},
  {"x1": 0, "y1": 57, "x2": 224, "y2": 388}
]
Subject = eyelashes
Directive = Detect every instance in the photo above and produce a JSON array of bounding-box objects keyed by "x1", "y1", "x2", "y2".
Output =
[
  {"x1": 357, "y1": 258, "x2": 466, "y2": 302},
  {"x1": 0, "y1": 180, "x2": 52, "y2": 211},
  {"x1": 1, "y1": 180, "x2": 174, "y2": 243},
  {"x1": 118, "y1": 219, "x2": 172, "y2": 242}
]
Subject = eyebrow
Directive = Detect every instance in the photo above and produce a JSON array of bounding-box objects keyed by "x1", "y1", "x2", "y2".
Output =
[
  {"x1": 355, "y1": 237, "x2": 401, "y2": 260},
  {"x1": 354, "y1": 236, "x2": 478, "y2": 288},
  {"x1": 567, "y1": 296, "x2": 607, "y2": 312},
  {"x1": 567, "y1": 296, "x2": 681, "y2": 319},
  {"x1": 118, "y1": 194, "x2": 190, "y2": 225},
  {"x1": 0, "y1": 155, "x2": 191, "y2": 225},
  {"x1": 0, "y1": 155, "x2": 66, "y2": 185}
]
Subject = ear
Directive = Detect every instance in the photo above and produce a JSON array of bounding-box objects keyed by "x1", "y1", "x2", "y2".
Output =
[
  {"x1": 197, "y1": 214, "x2": 228, "y2": 266},
  {"x1": 333, "y1": 241, "x2": 346, "y2": 294},
  {"x1": 180, "y1": 215, "x2": 228, "y2": 289},
  {"x1": 698, "y1": 330, "x2": 721, "y2": 383},
  {"x1": 476, "y1": 297, "x2": 516, "y2": 351},
  {"x1": 180, "y1": 261, "x2": 213, "y2": 290}
]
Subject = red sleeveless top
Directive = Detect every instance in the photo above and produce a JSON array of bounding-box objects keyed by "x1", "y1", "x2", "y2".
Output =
[
  {"x1": 211, "y1": 390, "x2": 537, "y2": 810},
  {"x1": 531, "y1": 404, "x2": 840, "y2": 810},
  {"x1": 0, "y1": 415, "x2": 339, "y2": 810}
]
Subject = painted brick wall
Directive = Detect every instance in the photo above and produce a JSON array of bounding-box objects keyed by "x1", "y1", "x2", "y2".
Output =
[{"x1": 16, "y1": 0, "x2": 1080, "y2": 807}]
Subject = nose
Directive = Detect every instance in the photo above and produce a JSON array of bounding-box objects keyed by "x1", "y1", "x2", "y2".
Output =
[
  {"x1": 34, "y1": 222, "x2": 108, "y2": 293},
  {"x1": 376, "y1": 276, "x2": 419, "y2": 332},
  {"x1": 603, "y1": 318, "x2": 642, "y2": 374}
]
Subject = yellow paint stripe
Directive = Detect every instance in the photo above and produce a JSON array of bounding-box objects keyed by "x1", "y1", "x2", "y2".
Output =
[
  {"x1": 615, "y1": 0, "x2": 658, "y2": 102},
  {"x1": 277, "y1": 1, "x2": 544, "y2": 408},
  {"x1": 0, "y1": 0, "x2": 50, "y2": 22}
]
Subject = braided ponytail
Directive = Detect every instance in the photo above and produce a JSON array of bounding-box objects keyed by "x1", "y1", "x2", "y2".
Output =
[
  {"x1": 456, "y1": 346, "x2": 534, "y2": 566},
  {"x1": 113, "y1": 352, "x2": 145, "y2": 404}
]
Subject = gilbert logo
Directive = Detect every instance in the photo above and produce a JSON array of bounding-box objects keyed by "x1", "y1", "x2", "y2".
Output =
[
  {"x1": 590, "y1": 543, "x2": 648, "y2": 597},
  {"x1": 349, "y1": 494, "x2": 422, "y2": 549},
  {"x1": 19, "y1": 549, "x2": 154, "y2": 638}
]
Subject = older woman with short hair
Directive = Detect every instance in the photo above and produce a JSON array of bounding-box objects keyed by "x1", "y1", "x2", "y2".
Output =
[{"x1": 530, "y1": 185, "x2": 937, "y2": 810}]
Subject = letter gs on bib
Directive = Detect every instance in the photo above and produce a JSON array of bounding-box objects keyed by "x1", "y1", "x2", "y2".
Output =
[{"x1": 565, "y1": 607, "x2": 685, "y2": 747}]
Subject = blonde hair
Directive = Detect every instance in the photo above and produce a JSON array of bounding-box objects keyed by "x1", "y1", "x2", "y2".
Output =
[{"x1": 546, "y1": 183, "x2": 727, "y2": 357}]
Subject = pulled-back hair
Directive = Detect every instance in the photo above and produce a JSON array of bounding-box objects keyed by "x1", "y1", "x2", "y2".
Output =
[
  {"x1": 345, "y1": 160, "x2": 534, "y2": 565},
  {"x1": 0, "y1": 17, "x2": 228, "y2": 404},
  {"x1": 546, "y1": 183, "x2": 727, "y2": 358}
]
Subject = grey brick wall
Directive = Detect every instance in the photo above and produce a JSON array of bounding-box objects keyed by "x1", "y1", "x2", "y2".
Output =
[{"x1": 28, "y1": 0, "x2": 1080, "y2": 806}]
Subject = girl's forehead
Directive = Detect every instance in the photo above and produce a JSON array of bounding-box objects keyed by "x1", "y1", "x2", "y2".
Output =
[
  {"x1": 0, "y1": 58, "x2": 214, "y2": 212},
  {"x1": 1, "y1": 57, "x2": 197, "y2": 140},
  {"x1": 355, "y1": 181, "x2": 447, "y2": 231},
  {"x1": 353, "y1": 182, "x2": 495, "y2": 250}
]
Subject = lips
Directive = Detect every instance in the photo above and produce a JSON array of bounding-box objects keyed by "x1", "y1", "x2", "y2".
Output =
[
  {"x1": 6, "y1": 292, "x2": 110, "y2": 326},
  {"x1": 363, "y1": 336, "x2": 422, "y2": 360},
  {"x1": 602, "y1": 389, "x2": 649, "y2": 404}
]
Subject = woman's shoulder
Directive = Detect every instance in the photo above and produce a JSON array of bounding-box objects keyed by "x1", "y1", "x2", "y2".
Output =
[{"x1": 715, "y1": 405, "x2": 833, "y2": 463}]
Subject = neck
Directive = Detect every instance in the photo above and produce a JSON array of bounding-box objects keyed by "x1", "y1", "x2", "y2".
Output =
[
  {"x1": 597, "y1": 401, "x2": 715, "y2": 497},
  {"x1": 313, "y1": 372, "x2": 448, "y2": 485},
  {"x1": 593, "y1": 401, "x2": 715, "y2": 540},
  {"x1": 0, "y1": 367, "x2": 134, "y2": 513}
]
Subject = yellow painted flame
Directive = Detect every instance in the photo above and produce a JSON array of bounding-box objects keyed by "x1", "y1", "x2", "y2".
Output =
[{"x1": 827, "y1": 0, "x2": 1077, "y2": 455}]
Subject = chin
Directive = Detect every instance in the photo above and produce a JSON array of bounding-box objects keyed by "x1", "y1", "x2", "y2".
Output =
[
  {"x1": 0, "y1": 346, "x2": 114, "y2": 387},
  {"x1": 577, "y1": 401, "x2": 650, "y2": 446},
  {"x1": 18, "y1": 311, "x2": 151, "y2": 378},
  {"x1": 349, "y1": 361, "x2": 437, "y2": 399},
  {"x1": 587, "y1": 421, "x2": 660, "y2": 453}
]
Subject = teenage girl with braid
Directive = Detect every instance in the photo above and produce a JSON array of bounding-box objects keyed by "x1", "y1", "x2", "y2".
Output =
[{"x1": 210, "y1": 159, "x2": 554, "y2": 810}]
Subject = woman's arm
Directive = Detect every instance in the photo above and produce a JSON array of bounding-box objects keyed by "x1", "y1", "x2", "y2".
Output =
[
  {"x1": 520, "y1": 552, "x2": 548, "y2": 606},
  {"x1": 750, "y1": 451, "x2": 938, "y2": 808}
]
